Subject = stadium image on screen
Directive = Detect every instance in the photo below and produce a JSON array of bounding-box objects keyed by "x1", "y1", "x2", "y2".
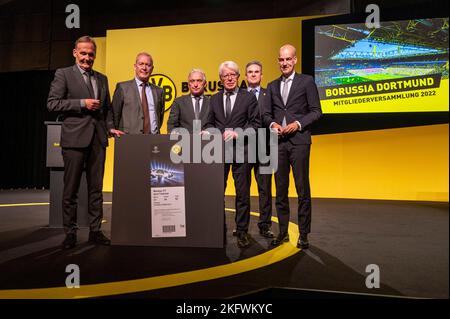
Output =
[
  {"x1": 314, "y1": 17, "x2": 449, "y2": 113},
  {"x1": 315, "y1": 18, "x2": 448, "y2": 87}
]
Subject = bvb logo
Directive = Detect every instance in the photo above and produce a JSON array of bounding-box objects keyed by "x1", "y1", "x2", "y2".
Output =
[{"x1": 149, "y1": 74, "x2": 177, "y2": 113}]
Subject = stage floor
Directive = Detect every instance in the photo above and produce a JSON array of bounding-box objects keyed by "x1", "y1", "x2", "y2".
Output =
[{"x1": 0, "y1": 190, "x2": 448, "y2": 299}]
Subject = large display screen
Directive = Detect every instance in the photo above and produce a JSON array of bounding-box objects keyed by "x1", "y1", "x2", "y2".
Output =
[{"x1": 315, "y1": 18, "x2": 449, "y2": 114}]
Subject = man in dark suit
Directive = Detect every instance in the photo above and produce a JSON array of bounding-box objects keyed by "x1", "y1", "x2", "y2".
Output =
[
  {"x1": 111, "y1": 52, "x2": 165, "y2": 135},
  {"x1": 263, "y1": 44, "x2": 322, "y2": 249},
  {"x1": 245, "y1": 61, "x2": 274, "y2": 239},
  {"x1": 167, "y1": 69, "x2": 210, "y2": 134},
  {"x1": 205, "y1": 61, "x2": 260, "y2": 248},
  {"x1": 47, "y1": 36, "x2": 117, "y2": 249}
]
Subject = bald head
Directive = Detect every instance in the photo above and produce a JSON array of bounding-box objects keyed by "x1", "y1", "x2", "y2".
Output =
[
  {"x1": 279, "y1": 44, "x2": 296, "y2": 56},
  {"x1": 278, "y1": 44, "x2": 297, "y2": 77}
]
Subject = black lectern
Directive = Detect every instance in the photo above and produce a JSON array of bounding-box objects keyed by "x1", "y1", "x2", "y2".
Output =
[
  {"x1": 111, "y1": 134, "x2": 224, "y2": 248},
  {"x1": 45, "y1": 121, "x2": 89, "y2": 228}
]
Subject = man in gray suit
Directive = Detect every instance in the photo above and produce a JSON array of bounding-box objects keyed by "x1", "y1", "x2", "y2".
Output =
[
  {"x1": 167, "y1": 69, "x2": 210, "y2": 134},
  {"x1": 111, "y1": 52, "x2": 165, "y2": 135},
  {"x1": 47, "y1": 36, "x2": 116, "y2": 249}
]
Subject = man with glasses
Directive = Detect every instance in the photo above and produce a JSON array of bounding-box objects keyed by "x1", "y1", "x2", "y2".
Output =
[{"x1": 205, "y1": 61, "x2": 260, "y2": 248}]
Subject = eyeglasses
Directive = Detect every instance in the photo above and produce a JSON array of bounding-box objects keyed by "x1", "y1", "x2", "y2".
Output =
[{"x1": 222, "y1": 73, "x2": 238, "y2": 79}]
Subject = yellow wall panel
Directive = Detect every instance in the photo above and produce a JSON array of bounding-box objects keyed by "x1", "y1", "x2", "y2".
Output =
[
  {"x1": 93, "y1": 37, "x2": 106, "y2": 74},
  {"x1": 94, "y1": 18, "x2": 448, "y2": 201},
  {"x1": 311, "y1": 124, "x2": 449, "y2": 201}
]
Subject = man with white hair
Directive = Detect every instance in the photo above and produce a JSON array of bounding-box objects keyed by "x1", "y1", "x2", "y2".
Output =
[
  {"x1": 167, "y1": 69, "x2": 210, "y2": 133},
  {"x1": 205, "y1": 61, "x2": 260, "y2": 248}
]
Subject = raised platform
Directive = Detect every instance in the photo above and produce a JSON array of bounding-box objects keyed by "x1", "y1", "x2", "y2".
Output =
[{"x1": 0, "y1": 190, "x2": 448, "y2": 299}]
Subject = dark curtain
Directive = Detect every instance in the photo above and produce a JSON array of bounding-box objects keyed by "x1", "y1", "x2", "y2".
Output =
[{"x1": 0, "y1": 70, "x2": 56, "y2": 189}]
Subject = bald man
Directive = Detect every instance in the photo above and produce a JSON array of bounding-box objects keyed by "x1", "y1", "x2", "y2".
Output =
[{"x1": 262, "y1": 44, "x2": 322, "y2": 249}]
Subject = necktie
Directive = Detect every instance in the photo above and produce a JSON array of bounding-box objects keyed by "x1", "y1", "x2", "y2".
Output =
[
  {"x1": 225, "y1": 91, "x2": 233, "y2": 119},
  {"x1": 282, "y1": 77, "x2": 291, "y2": 105},
  {"x1": 281, "y1": 78, "x2": 291, "y2": 127},
  {"x1": 194, "y1": 96, "x2": 201, "y2": 120},
  {"x1": 141, "y1": 83, "x2": 150, "y2": 134},
  {"x1": 85, "y1": 72, "x2": 95, "y2": 98},
  {"x1": 250, "y1": 88, "x2": 257, "y2": 95}
]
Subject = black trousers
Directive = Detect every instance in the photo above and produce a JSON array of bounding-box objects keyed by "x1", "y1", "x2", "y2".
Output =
[
  {"x1": 224, "y1": 162, "x2": 251, "y2": 234},
  {"x1": 61, "y1": 133, "x2": 106, "y2": 234},
  {"x1": 274, "y1": 140, "x2": 311, "y2": 235},
  {"x1": 250, "y1": 162, "x2": 273, "y2": 230}
]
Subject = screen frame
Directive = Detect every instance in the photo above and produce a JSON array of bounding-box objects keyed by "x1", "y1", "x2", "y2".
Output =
[{"x1": 302, "y1": 10, "x2": 449, "y2": 135}]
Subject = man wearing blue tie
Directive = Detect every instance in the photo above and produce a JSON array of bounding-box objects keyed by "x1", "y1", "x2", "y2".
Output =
[{"x1": 245, "y1": 61, "x2": 274, "y2": 239}]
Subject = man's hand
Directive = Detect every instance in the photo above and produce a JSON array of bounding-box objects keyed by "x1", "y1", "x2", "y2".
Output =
[
  {"x1": 110, "y1": 129, "x2": 125, "y2": 138},
  {"x1": 85, "y1": 99, "x2": 100, "y2": 110},
  {"x1": 223, "y1": 130, "x2": 238, "y2": 142},
  {"x1": 270, "y1": 123, "x2": 283, "y2": 136},
  {"x1": 282, "y1": 122, "x2": 300, "y2": 136}
]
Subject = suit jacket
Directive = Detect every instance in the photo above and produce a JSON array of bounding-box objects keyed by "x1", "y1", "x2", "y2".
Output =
[
  {"x1": 255, "y1": 87, "x2": 268, "y2": 123},
  {"x1": 205, "y1": 89, "x2": 260, "y2": 133},
  {"x1": 167, "y1": 94, "x2": 210, "y2": 133},
  {"x1": 47, "y1": 65, "x2": 111, "y2": 148},
  {"x1": 111, "y1": 79, "x2": 165, "y2": 134},
  {"x1": 205, "y1": 89, "x2": 260, "y2": 163},
  {"x1": 263, "y1": 73, "x2": 322, "y2": 144},
  {"x1": 254, "y1": 87, "x2": 273, "y2": 155}
]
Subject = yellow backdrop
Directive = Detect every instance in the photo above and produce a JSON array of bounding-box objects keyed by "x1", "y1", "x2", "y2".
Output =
[{"x1": 93, "y1": 16, "x2": 449, "y2": 202}]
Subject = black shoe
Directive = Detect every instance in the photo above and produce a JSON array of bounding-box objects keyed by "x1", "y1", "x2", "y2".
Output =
[
  {"x1": 88, "y1": 231, "x2": 111, "y2": 245},
  {"x1": 62, "y1": 233, "x2": 77, "y2": 250},
  {"x1": 237, "y1": 232, "x2": 251, "y2": 248},
  {"x1": 297, "y1": 234, "x2": 309, "y2": 249},
  {"x1": 232, "y1": 229, "x2": 237, "y2": 236},
  {"x1": 271, "y1": 233, "x2": 289, "y2": 246},
  {"x1": 259, "y1": 227, "x2": 275, "y2": 238}
]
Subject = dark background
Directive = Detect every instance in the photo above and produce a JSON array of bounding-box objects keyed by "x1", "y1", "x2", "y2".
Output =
[{"x1": 0, "y1": 0, "x2": 447, "y2": 189}]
